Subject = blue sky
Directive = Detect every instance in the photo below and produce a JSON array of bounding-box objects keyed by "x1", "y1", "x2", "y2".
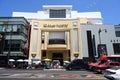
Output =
[{"x1": 0, "y1": 0, "x2": 120, "y2": 25}]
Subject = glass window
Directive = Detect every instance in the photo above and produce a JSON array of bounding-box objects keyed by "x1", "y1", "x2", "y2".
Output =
[
  {"x1": 42, "y1": 51, "x2": 46, "y2": 57},
  {"x1": 49, "y1": 9, "x2": 66, "y2": 18},
  {"x1": 49, "y1": 32, "x2": 65, "y2": 39},
  {"x1": 74, "y1": 29, "x2": 79, "y2": 52},
  {"x1": 34, "y1": 22, "x2": 39, "y2": 27},
  {"x1": 41, "y1": 32, "x2": 45, "y2": 43},
  {"x1": 49, "y1": 32, "x2": 65, "y2": 44},
  {"x1": 32, "y1": 29, "x2": 38, "y2": 52},
  {"x1": 6, "y1": 25, "x2": 12, "y2": 32},
  {"x1": 0, "y1": 25, "x2": 3, "y2": 32},
  {"x1": 4, "y1": 40, "x2": 21, "y2": 51},
  {"x1": 17, "y1": 25, "x2": 22, "y2": 33},
  {"x1": 2, "y1": 26, "x2": 6, "y2": 32},
  {"x1": 13, "y1": 25, "x2": 17, "y2": 32},
  {"x1": 115, "y1": 31, "x2": 120, "y2": 37},
  {"x1": 73, "y1": 22, "x2": 78, "y2": 26},
  {"x1": 18, "y1": 25, "x2": 27, "y2": 36},
  {"x1": 113, "y1": 43, "x2": 120, "y2": 54}
]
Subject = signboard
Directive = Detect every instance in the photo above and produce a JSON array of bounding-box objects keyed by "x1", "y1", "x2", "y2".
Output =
[
  {"x1": 97, "y1": 44, "x2": 107, "y2": 57},
  {"x1": 43, "y1": 24, "x2": 68, "y2": 28}
]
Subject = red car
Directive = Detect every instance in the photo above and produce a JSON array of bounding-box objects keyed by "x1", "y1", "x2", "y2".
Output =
[
  {"x1": 94, "y1": 61, "x2": 120, "y2": 73},
  {"x1": 88, "y1": 61, "x2": 100, "y2": 71}
]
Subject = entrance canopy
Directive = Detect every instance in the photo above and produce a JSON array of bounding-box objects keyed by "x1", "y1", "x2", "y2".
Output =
[{"x1": 43, "y1": 58, "x2": 51, "y2": 61}]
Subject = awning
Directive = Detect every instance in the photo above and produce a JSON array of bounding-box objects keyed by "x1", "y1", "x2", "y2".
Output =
[{"x1": 9, "y1": 59, "x2": 15, "y2": 62}]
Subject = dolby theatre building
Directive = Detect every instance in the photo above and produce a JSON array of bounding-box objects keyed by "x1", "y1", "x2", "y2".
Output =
[{"x1": 13, "y1": 5, "x2": 119, "y2": 64}]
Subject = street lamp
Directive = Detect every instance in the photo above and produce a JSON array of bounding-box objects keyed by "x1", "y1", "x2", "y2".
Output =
[
  {"x1": 98, "y1": 28, "x2": 107, "y2": 44},
  {"x1": 98, "y1": 28, "x2": 107, "y2": 57}
]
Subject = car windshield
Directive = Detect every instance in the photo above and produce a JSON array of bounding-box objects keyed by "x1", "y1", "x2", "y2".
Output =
[{"x1": 111, "y1": 66, "x2": 120, "y2": 70}]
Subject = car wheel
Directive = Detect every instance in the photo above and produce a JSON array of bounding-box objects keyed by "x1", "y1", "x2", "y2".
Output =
[
  {"x1": 110, "y1": 77, "x2": 115, "y2": 80},
  {"x1": 92, "y1": 67, "x2": 96, "y2": 72},
  {"x1": 90, "y1": 67, "x2": 93, "y2": 71},
  {"x1": 101, "y1": 70, "x2": 105, "y2": 74},
  {"x1": 69, "y1": 67, "x2": 72, "y2": 70}
]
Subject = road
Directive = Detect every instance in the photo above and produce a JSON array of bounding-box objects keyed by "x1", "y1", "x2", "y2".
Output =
[{"x1": 0, "y1": 68, "x2": 108, "y2": 80}]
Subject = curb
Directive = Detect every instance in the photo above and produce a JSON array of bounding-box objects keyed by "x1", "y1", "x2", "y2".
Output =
[
  {"x1": 44, "y1": 69, "x2": 66, "y2": 71},
  {"x1": 0, "y1": 68, "x2": 5, "y2": 69}
]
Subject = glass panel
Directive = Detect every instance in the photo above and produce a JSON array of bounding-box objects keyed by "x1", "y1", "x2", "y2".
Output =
[
  {"x1": 49, "y1": 32, "x2": 65, "y2": 39},
  {"x1": 74, "y1": 29, "x2": 79, "y2": 52},
  {"x1": 2, "y1": 25, "x2": 7, "y2": 32},
  {"x1": 32, "y1": 29, "x2": 38, "y2": 52},
  {"x1": 115, "y1": 31, "x2": 120, "y2": 37},
  {"x1": 34, "y1": 22, "x2": 39, "y2": 27},
  {"x1": 50, "y1": 9, "x2": 66, "y2": 18},
  {"x1": 13, "y1": 25, "x2": 17, "y2": 32},
  {"x1": 6, "y1": 25, "x2": 12, "y2": 32},
  {"x1": 49, "y1": 32, "x2": 65, "y2": 44},
  {"x1": 0, "y1": 25, "x2": 3, "y2": 32},
  {"x1": 4, "y1": 40, "x2": 21, "y2": 51}
]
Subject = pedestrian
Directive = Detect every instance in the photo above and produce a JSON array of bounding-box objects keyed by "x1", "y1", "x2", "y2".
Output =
[
  {"x1": 99, "y1": 51, "x2": 107, "y2": 64},
  {"x1": 50, "y1": 62, "x2": 54, "y2": 69}
]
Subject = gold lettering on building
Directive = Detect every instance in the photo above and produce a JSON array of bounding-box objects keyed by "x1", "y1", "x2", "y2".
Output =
[{"x1": 43, "y1": 24, "x2": 68, "y2": 28}]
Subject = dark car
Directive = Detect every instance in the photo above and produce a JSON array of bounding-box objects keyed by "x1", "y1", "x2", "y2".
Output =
[{"x1": 66, "y1": 59, "x2": 87, "y2": 70}]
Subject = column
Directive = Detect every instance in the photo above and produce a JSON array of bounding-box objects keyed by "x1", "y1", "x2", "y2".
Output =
[
  {"x1": 70, "y1": 29, "x2": 74, "y2": 61},
  {"x1": 78, "y1": 26, "x2": 83, "y2": 59},
  {"x1": 37, "y1": 29, "x2": 41, "y2": 60},
  {"x1": 66, "y1": 31, "x2": 70, "y2": 49},
  {"x1": 44, "y1": 32, "x2": 48, "y2": 49}
]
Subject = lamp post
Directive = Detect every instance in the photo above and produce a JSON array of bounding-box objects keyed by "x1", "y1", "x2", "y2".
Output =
[
  {"x1": 98, "y1": 28, "x2": 107, "y2": 44},
  {"x1": 98, "y1": 28, "x2": 107, "y2": 57}
]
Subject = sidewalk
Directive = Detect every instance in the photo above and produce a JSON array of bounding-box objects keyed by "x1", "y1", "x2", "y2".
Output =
[
  {"x1": 0, "y1": 68, "x2": 107, "y2": 80},
  {"x1": 0, "y1": 67, "x2": 5, "y2": 69},
  {"x1": 50, "y1": 73, "x2": 107, "y2": 80},
  {"x1": 0, "y1": 72, "x2": 107, "y2": 80}
]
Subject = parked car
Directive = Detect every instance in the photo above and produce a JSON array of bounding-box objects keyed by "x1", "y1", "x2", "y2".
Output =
[
  {"x1": 88, "y1": 55, "x2": 120, "y2": 72},
  {"x1": 32, "y1": 59, "x2": 41, "y2": 68},
  {"x1": 88, "y1": 61, "x2": 100, "y2": 71},
  {"x1": 32, "y1": 59, "x2": 41, "y2": 65},
  {"x1": 104, "y1": 66, "x2": 120, "y2": 80},
  {"x1": 63, "y1": 61, "x2": 70, "y2": 69},
  {"x1": 94, "y1": 61, "x2": 120, "y2": 73},
  {"x1": 66, "y1": 59, "x2": 87, "y2": 70}
]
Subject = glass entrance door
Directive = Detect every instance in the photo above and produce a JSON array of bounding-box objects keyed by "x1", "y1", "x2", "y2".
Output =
[{"x1": 52, "y1": 53, "x2": 63, "y2": 66}]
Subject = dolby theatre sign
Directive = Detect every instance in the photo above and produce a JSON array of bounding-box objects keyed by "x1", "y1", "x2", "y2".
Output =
[{"x1": 43, "y1": 24, "x2": 68, "y2": 28}]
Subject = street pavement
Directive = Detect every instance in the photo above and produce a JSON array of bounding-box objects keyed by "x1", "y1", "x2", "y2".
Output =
[{"x1": 0, "y1": 68, "x2": 108, "y2": 80}]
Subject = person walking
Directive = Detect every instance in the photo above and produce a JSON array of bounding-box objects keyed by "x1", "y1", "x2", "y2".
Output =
[{"x1": 99, "y1": 51, "x2": 107, "y2": 64}]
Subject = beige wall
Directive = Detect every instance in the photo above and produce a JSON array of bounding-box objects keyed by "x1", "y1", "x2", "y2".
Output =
[{"x1": 29, "y1": 18, "x2": 89, "y2": 61}]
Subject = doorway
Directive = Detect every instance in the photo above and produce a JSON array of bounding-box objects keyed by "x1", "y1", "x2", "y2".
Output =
[{"x1": 52, "y1": 53, "x2": 63, "y2": 66}]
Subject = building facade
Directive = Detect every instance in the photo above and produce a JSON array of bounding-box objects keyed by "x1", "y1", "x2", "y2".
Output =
[
  {"x1": 12, "y1": 5, "x2": 120, "y2": 65},
  {"x1": 0, "y1": 17, "x2": 29, "y2": 66}
]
